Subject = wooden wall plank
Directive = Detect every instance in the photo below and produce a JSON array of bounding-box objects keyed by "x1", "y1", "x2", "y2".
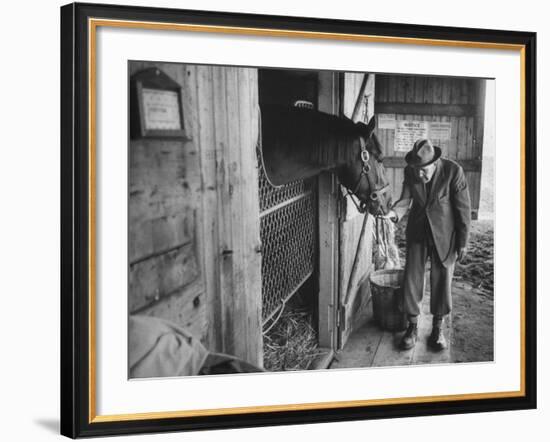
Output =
[
  {"x1": 375, "y1": 102, "x2": 476, "y2": 117},
  {"x1": 382, "y1": 157, "x2": 481, "y2": 172},
  {"x1": 139, "y1": 283, "x2": 207, "y2": 341},
  {"x1": 129, "y1": 242, "x2": 200, "y2": 312}
]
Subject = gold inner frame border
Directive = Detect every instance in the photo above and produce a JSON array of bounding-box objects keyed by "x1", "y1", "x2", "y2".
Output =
[{"x1": 87, "y1": 17, "x2": 527, "y2": 423}]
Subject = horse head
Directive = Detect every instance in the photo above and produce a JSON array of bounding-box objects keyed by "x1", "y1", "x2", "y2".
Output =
[
  {"x1": 336, "y1": 117, "x2": 393, "y2": 216},
  {"x1": 258, "y1": 104, "x2": 392, "y2": 216}
]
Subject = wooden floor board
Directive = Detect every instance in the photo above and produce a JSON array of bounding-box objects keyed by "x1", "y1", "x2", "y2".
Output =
[{"x1": 330, "y1": 286, "x2": 453, "y2": 370}]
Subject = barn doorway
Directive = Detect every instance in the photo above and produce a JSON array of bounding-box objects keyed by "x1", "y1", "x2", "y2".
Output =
[{"x1": 257, "y1": 68, "x2": 323, "y2": 371}]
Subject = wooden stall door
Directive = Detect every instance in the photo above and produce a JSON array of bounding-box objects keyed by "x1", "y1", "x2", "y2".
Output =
[
  {"x1": 374, "y1": 75, "x2": 486, "y2": 219},
  {"x1": 194, "y1": 66, "x2": 263, "y2": 365},
  {"x1": 336, "y1": 73, "x2": 376, "y2": 349},
  {"x1": 129, "y1": 63, "x2": 263, "y2": 367}
]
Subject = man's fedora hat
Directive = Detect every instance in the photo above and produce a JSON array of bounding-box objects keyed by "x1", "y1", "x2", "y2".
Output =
[{"x1": 405, "y1": 138, "x2": 442, "y2": 168}]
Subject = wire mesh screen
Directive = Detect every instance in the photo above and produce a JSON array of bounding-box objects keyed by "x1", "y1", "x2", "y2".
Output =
[{"x1": 258, "y1": 161, "x2": 317, "y2": 321}]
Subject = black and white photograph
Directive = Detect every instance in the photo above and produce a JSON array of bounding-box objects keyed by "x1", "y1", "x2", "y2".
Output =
[{"x1": 127, "y1": 62, "x2": 495, "y2": 378}]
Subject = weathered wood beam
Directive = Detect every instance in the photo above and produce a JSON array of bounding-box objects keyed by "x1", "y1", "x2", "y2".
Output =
[
  {"x1": 375, "y1": 102, "x2": 477, "y2": 117},
  {"x1": 383, "y1": 156, "x2": 482, "y2": 172}
]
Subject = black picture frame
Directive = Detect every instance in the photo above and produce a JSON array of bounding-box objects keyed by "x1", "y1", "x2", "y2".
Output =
[{"x1": 60, "y1": 2, "x2": 537, "y2": 438}]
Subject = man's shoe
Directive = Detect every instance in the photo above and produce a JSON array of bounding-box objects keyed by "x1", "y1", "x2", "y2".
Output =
[
  {"x1": 428, "y1": 327, "x2": 447, "y2": 351},
  {"x1": 400, "y1": 323, "x2": 418, "y2": 350}
]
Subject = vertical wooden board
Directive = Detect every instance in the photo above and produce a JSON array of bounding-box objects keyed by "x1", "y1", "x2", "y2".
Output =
[
  {"x1": 229, "y1": 67, "x2": 248, "y2": 359},
  {"x1": 343, "y1": 74, "x2": 354, "y2": 118},
  {"x1": 317, "y1": 72, "x2": 340, "y2": 348},
  {"x1": 441, "y1": 78, "x2": 452, "y2": 104},
  {"x1": 215, "y1": 67, "x2": 262, "y2": 364},
  {"x1": 387, "y1": 76, "x2": 397, "y2": 102},
  {"x1": 467, "y1": 78, "x2": 478, "y2": 105},
  {"x1": 218, "y1": 67, "x2": 241, "y2": 356},
  {"x1": 473, "y1": 79, "x2": 486, "y2": 158},
  {"x1": 448, "y1": 116, "x2": 459, "y2": 160},
  {"x1": 375, "y1": 75, "x2": 388, "y2": 103},
  {"x1": 339, "y1": 213, "x2": 373, "y2": 345},
  {"x1": 423, "y1": 77, "x2": 434, "y2": 104},
  {"x1": 459, "y1": 78, "x2": 469, "y2": 104},
  {"x1": 449, "y1": 79, "x2": 461, "y2": 104},
  {"x1": 414, "y1": 76, "x2": 425, "y2": 103},
  {"x1": 237, "y1": 68, "x2": 262, "y2": 366},
  {"x1": 223, "y1": 67, "x2": 241, "y2": 354},
  {"x1": 366, "y1": 74, "x2": 376, "y2": 121},
  {"x1": 432, "y1": 76, "x2": 443, "y2": 104},
  {"x1": 438, "y1": 115, "x2": 450, "y2": 156},
  {"x1": 343, "y1": 73, "x2": 365, "y2": 119},
  {"x1": 466, "y1": 171, "x2": 481, "y2": 212},
  {"x1": 466, "y1": 116, "x2": 475, "y2": 160},
  {"x1": 377, "y1": 128, "x2": 391, "y2": 157},
  {"x1": 396, "y1": 76, "x2": 406, "y2": 102},
  {"x1": 457, "y1": 116, "x2": 468, "y2": 160},
  {"x1": 195, "y1": 65, "x2": 222, "y2": 351},
  {"x1": 404, "y1": 76, "x2": 415, "y2": 103},
  {"x1": 318, "y1": 173, "x2": 338, "y2": 348}
]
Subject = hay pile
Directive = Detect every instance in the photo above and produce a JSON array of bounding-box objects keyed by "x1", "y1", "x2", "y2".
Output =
[{"x1": 263, "y1": 308, "x2": 322, "y2": 372}]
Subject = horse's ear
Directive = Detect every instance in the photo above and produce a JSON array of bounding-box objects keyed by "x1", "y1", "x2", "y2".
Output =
[
  {"x1": 355, "y1": 116, "x2": 376, "y2": 139},
  {"x1": 365, "y1": 115, "x2": 376, "y2": 135}
]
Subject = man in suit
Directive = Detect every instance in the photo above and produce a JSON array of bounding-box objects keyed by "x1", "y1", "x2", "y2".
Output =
[{"x1": 382, "y1": 138, "x2": 471, "y2": 351}]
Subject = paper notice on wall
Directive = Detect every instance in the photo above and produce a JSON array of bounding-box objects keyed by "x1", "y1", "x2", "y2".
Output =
[
  {"x1": 429, "y1": 122, "x2": 452, "y2": 140},
  {"x1": 394, "y1": 120, "x2": 429, "y2": 152},
  {"x1": 377, "y1": 113, "x2": 396, "y2": 129}
]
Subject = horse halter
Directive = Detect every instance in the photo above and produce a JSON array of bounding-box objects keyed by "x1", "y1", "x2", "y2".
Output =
[{"x1": 345, "y1": 135, "x2": 390, "y2": 214}]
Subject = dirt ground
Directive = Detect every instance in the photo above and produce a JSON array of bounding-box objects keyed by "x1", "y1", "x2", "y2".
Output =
[
  {"x1": 451, "y1": 220, "x2": 494, "y2": 362},
  {"x1": 395, "y1": 218, "x2": 494, "y2": 363}
]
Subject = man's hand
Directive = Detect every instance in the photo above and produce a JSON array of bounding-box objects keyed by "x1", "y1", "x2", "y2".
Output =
[
  {"x1": 377, "y1": 209, "x2": 398, "y2": 222},
  {"x1": 457, "y1": 247, "x2": 468, "y2": 263}
]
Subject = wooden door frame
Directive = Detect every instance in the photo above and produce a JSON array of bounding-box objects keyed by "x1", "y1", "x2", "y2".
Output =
[{"x1": 316, "y1": 71, "x2": 341, "y2": 359}]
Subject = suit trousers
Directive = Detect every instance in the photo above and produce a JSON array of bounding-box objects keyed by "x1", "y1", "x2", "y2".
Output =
[{"x1": 402, "y1": 238, "x2": 455, "y2": 318}]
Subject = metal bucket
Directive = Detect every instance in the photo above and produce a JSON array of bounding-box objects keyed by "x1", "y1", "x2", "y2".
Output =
[{"x1": 369, "y1": 269, "x2": 408, "y2": 332}]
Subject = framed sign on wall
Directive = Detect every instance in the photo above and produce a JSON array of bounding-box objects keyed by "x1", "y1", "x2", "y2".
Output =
[{"x1": 130, "y1": 67, "x2": 187, "y2": 139}]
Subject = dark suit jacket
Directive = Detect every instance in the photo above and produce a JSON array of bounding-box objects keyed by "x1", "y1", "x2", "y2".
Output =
[{"x1": 393, "y1": 158, "x2": 471, "y2": 267}]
